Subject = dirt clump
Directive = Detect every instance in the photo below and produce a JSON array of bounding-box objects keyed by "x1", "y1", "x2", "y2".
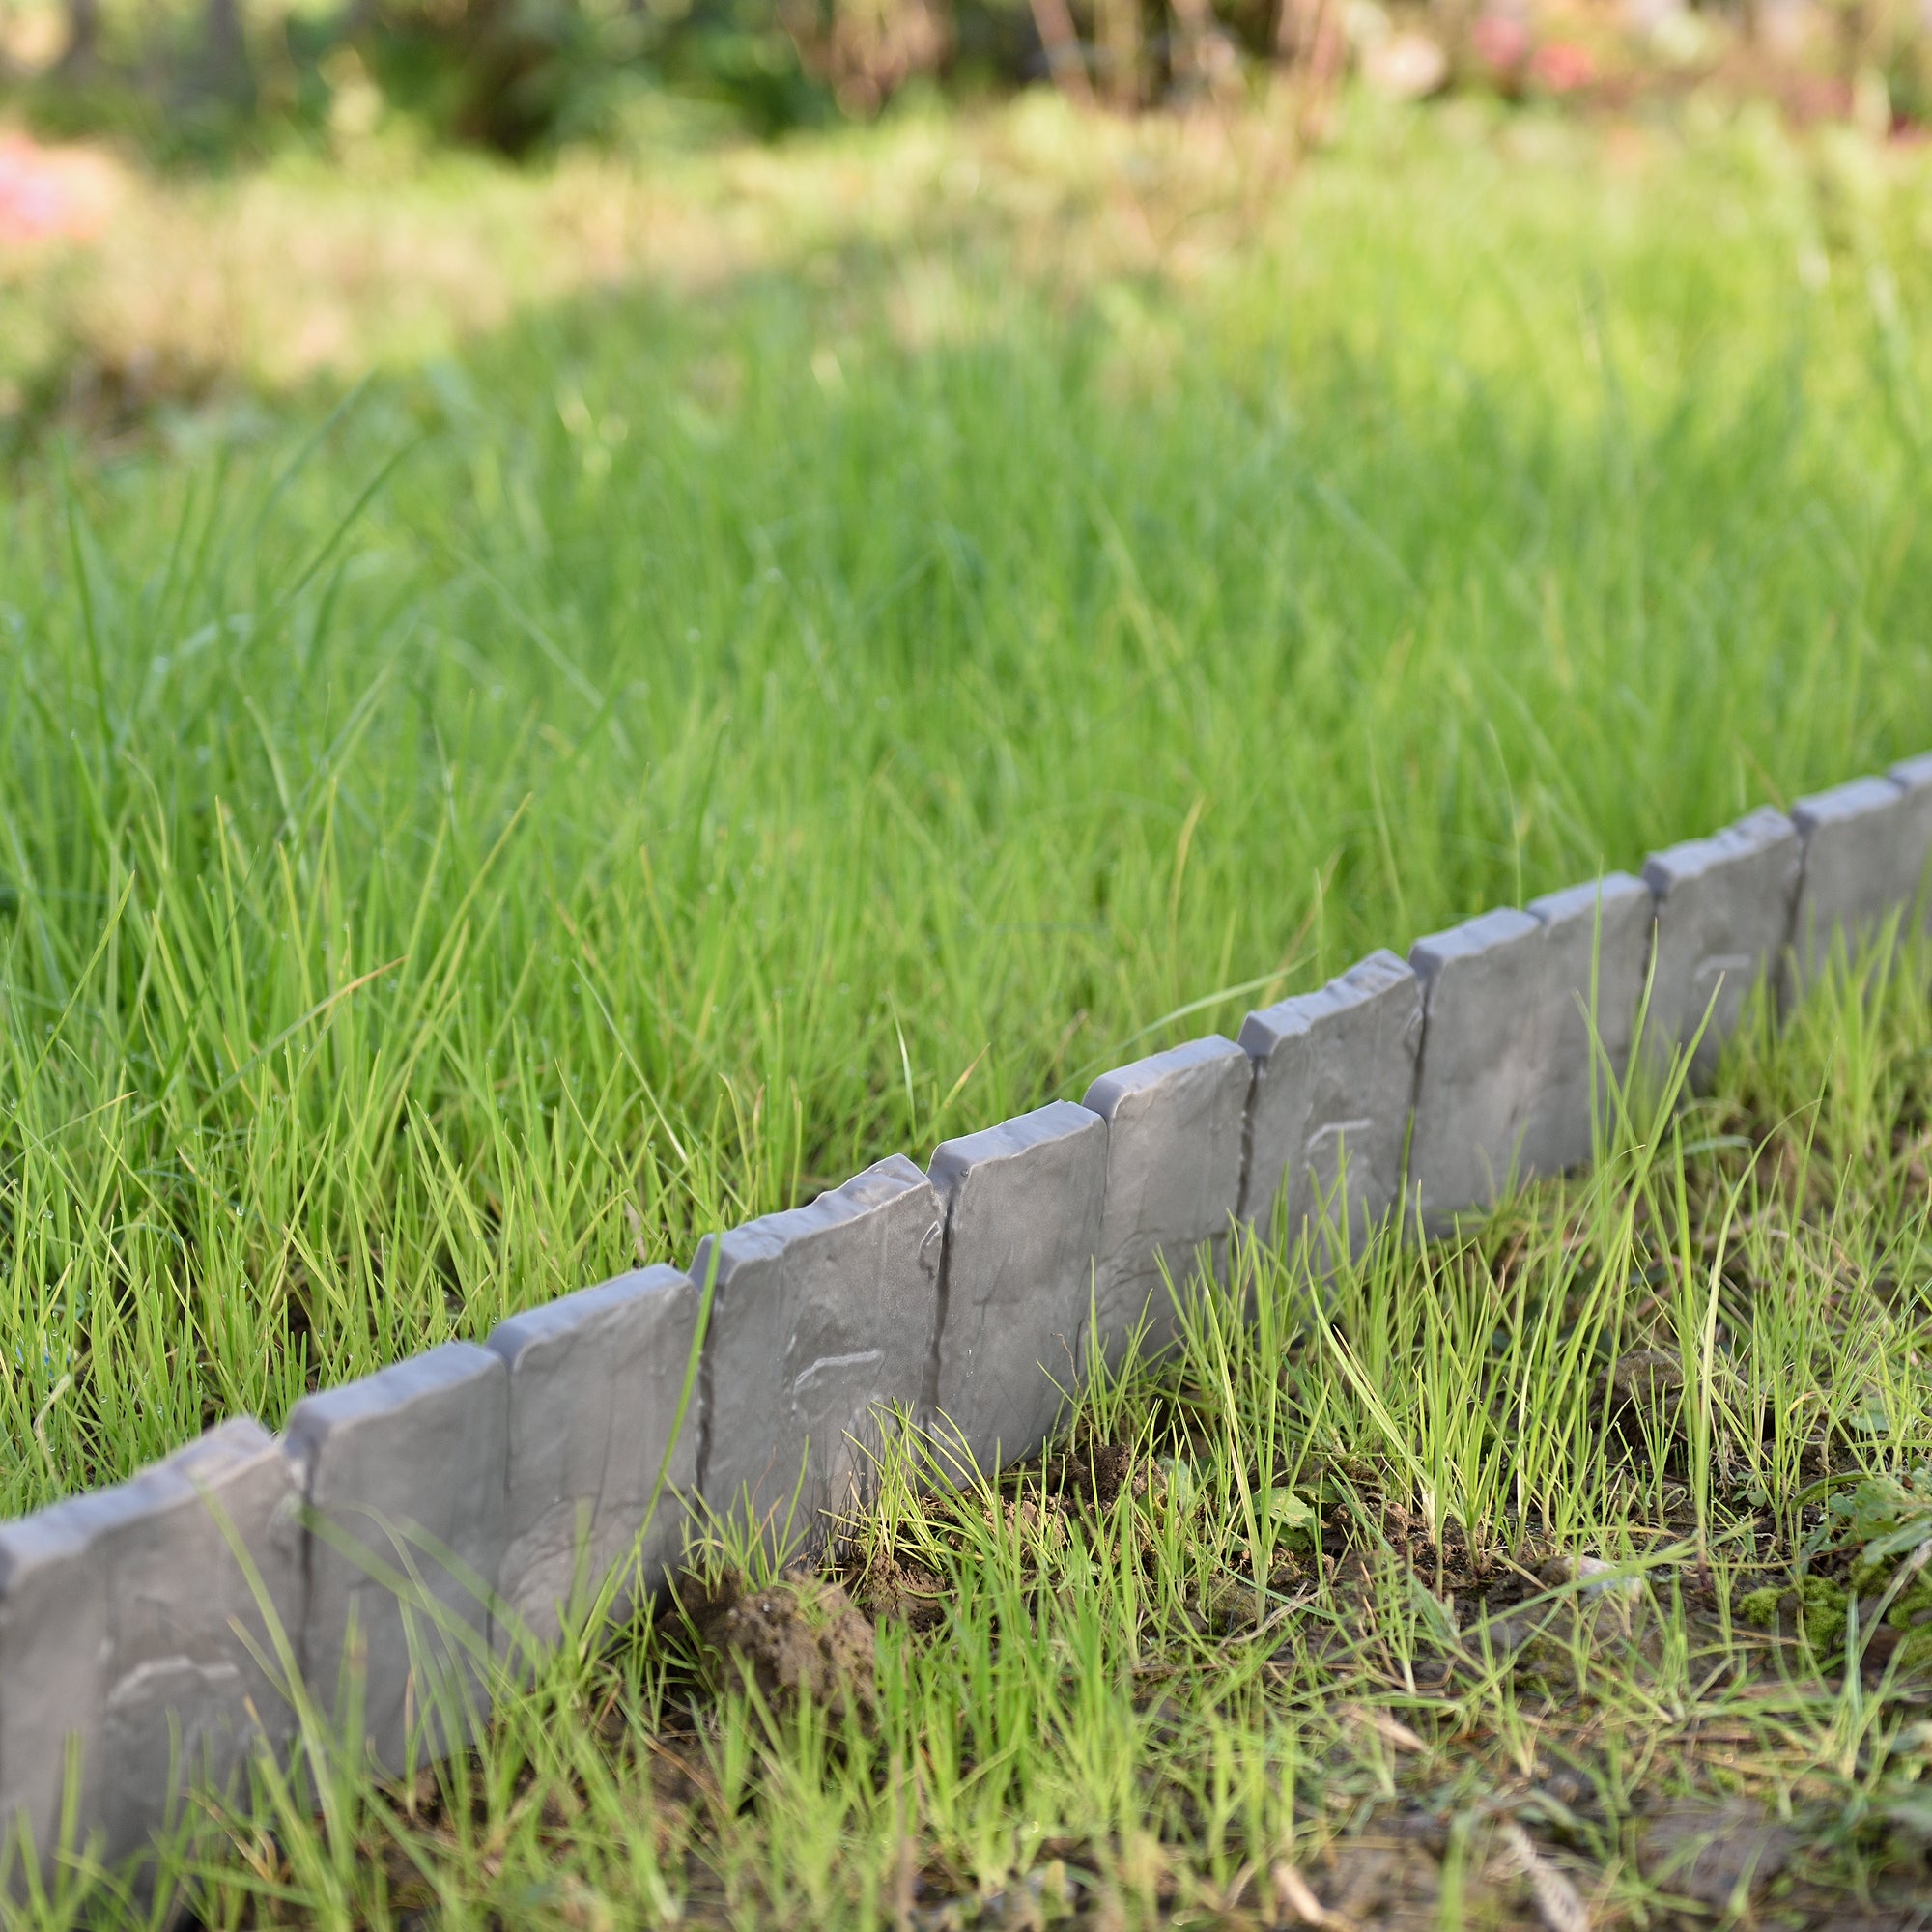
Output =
[
  {"x1": 1603, "y1": 1347, "x2": 1687, "y2": 1446},
  {"x1": 689, "y1": 1570, "x2": 876, "y2": 1719},
  {"x1": 855, "y1": 1556, "x2": 950, "y2": 1631},
  {"x1": 1039, "y1": 1439, "x2": 1140, "y2": 1509},
  {"x1": 1605, "y1": 1347, "x2": 1684, "y2": 1406}
]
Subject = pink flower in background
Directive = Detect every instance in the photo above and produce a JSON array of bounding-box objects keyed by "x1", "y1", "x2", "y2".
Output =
[
  {"x1": 1529, "y1": 41, "x2": 1597, "y2": 91},
  {"x1": 1470, "y1": 14, "x2": 1533, "y2": 72},
  {"x1": 0, "y1": 133, "x2": 114, "y2": 247}
]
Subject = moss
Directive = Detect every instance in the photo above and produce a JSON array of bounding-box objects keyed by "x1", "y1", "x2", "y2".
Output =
[
  {"x1": 1887, "y1": 1578, "x2": 1932, "y2": 1632},
  {"x1": 1734, "y1": 1578, "x2": 1850, "y2": 1658},
  {"x1": 1796, "y1": 1576, "x2": 1849, "y2": 1658}
]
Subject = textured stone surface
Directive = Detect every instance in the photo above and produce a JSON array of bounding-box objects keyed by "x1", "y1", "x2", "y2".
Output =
[
  {"x1": 1892, "y1": 753, "x2": 1932, "y2": 942},
  {"x1": 1788, "y1": 770, "x2": 1932, "y2": 995},
  {"x1": 926, "y1": 1101, "x2": 1109, "y2": 1478},
  {"x1": 1081, "y1": 1036, "x2": 1250, "y2": 1365},
  {"x1": 1641, "y1": 806, "x2": 1801, "y2": 1085},
  {"x1": 1407, "y1": 908, "x2": 1544, "y2": 1231},
  {"x1": 487, "y1": 1266, "x2": 701, "y2": 1651},
  {"x1": 1406, "y1": 884, "x2": 1648, "y2": 1232},
  {"x1": 0, "y1": 1419, "x2": 301, "y2": 1880},
  {"x1": 284, "y1": 1344, "x2": 508, "y2": 1773},
  {"x1": 1522, "y1": 872, "x2": 1656, "y2": 1174},
  {"x1": 1236, "y1": 950, "x2": 1422, "y2": 1264},
  {"x1": 691, "y1": 1156, "x2": 943, "y2": 1554}
]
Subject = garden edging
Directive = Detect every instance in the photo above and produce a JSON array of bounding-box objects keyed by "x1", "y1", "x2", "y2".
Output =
[{"x1": 5, "y1": 753, "x2": 1932, "y2": 1883}]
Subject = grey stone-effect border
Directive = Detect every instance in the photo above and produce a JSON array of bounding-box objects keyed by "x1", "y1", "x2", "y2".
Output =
[
  {"x1": 927, "y1": 1101, "x2": 1109, "y2": 1479},
  {"x1": 1406, "y1": 874, "x2": 1651, "y2": 1232},
  {"x1": 9, "y1": 747, "x2": 1932, "y2": 1881},
  {"x1": 1238, "y1": 950, "x2": 1421, "y2": 1265},
  {"x1": 0, "y1": 1419, "x2": 301, "y2": 1884},
  {"x1": 691, "y1": 1155, "x2": 944, "y2": 1557},
  {"x1": 284, "y1": 1343, "x2": 508, "y2": 1773},
  {"x1": 1520, "y1": 874, "x2": 1655, "y2": 1172},
  {"x1": 1642, "y1": 807, "x2": 1802, "y2": 1086},
  {"x1": 489, "y1": 1265, "x2": 701, "y2": 1651},
  {"x1": 1787, "y1": 765, "x2": 1932, "y2": 999},
  {"x1": 1081, "y1": 1037, "x2": 1251, "y2": 1366}
]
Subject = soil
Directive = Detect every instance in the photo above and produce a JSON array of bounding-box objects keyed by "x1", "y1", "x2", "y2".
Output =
[{"x1": 688, "y1": 1569, "x2": 877, "y2": 1720}]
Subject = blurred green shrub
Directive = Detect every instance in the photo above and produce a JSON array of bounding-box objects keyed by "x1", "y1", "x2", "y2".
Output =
[
  {"x1": 4, "y1": 0, "x2": 1931, "y2": 157},
  {"x1": 0, "y1": 0, "x2": 952, "y2": 150},
  {"x1": 340, "y1": 0, "x2": 838, "y2": 148}
]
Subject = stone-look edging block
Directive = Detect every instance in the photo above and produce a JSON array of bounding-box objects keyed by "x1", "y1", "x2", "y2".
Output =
[
  {"x1": 282, "y1": 1343, "x2": 508, "y2": 1773},
  {"x1": 1406, "y1": 907, "x2": 1543, "y2": 1233},
  {"x1": 1520, "y1": 874, "x2": 1655, "y2": 1173},
  {"x1": 13, "y1": 747, "x2": 1932, "y2": 1882},
  {"x1": 1787, "y1": 767, "x2": 1932, "y2": 999},
  {"x1": 1081, "y1": 1037, "x2": 1251, "y2": 1364},
  {"x1": 1237, "y1": 949, "x2": 1422, "y2": 1264},
  {"x1": 0, "y1": 1420, "x2": 300, "y2": 1882},
  {"x1": 926, "y1": 1101, "x2": 1110, "y2": 1479},
  {"x1": 1889, "y1": 753, "x2": 1932, "y2": 884},
  {"x1": 1641, "y1": 806, "x2": 1802, "y2": 1086},
  {"x1": 487, "y1": 1265, "x2": 700, "y2": 1651},
  {"x1": 690, "y1": 1155, "x2": 944, "y2": 1556},
  {"x1": 1406, "y1": 876, "x2": 1651, "y2": 1233}
]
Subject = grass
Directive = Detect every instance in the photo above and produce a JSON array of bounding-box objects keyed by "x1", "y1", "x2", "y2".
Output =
[
  {"x1": 4, "y1": 93, "x2": 1932, "y2": 1517},
  {"x1": 23, "y1": 923, "x2": 1932, "y2": 1928},
  {"x1": 2, "y1": 82, "x2": 1932, "y2": 1924}
]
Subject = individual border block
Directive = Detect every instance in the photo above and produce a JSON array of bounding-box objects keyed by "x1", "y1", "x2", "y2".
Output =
[
  {"x1": 487, "y1": 1266, "x2": 701, "y2": 1652},
  {"x1": 1641, "y1": 806, "x2": 1801, "y2": 1086},
  {"x1": 1521, "y1": 872, "x2": 1655, "y2": 1174},
  {"x1": 283, "y1": 1343, "x2": 508, "y2": 1774},
  {"x1": 691, "y1": 1155, "x2": 943, "y2": 1554},
  {"x1": 0, "y1": 1419, "x2": 301, "y2": 1881},
  {"x1": 1407, "y1": 908, "x2": 1546, "y2": 1233},
  {"x1": 1892, "y1": 753, "x2": 1932, "y2": 946},
  {"x1": 1787, "y1": 768, "x2": 1932, "y2": 997},
  {"x1": 1236, "y1": 950, "x2": 1422, "y2": 1265},
  {"x1": 1407, "y1": 879, "x2": 1649, "y2": 1234},
  {"x1": 1889, "y1": 754, "x2": 1932, "y2": 860},
  {"x1": 926, "y1": 1101, "x2": 1109, "y2": 1478},
  {"x1": 1081, "y1": 1036, "x2": 1250, "y2": 1366}
]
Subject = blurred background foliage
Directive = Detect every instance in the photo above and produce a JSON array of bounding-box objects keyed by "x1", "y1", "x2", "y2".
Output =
[{"x1": 2, "y1": 0, "x2": 1931, "y2": 158}]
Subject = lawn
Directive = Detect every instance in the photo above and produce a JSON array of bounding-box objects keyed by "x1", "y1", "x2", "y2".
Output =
[
  {"x1": 4, "y1": 87, "x2": 1932, "y2": 1925},
  {"x1": 131, "y1": 949, "x2": 1932, "y2": 1928}
]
